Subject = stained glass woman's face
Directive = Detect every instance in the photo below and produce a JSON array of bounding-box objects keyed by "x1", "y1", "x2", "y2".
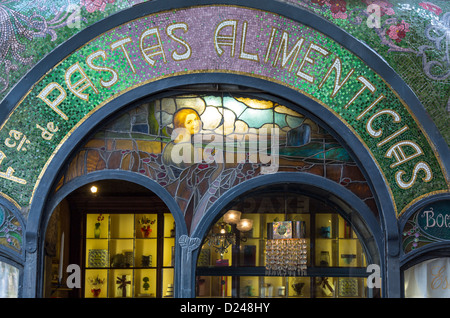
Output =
[{"x1": 185, "y1": 113, "x2": 201, "y2": 135}]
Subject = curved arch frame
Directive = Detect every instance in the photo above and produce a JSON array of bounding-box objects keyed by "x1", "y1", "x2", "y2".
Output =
[
  {"x1": 398, "y1": 193, "x2": 450, "y2": 296},
  {"x1": 190, "y1": 172, "x2": 383, "y2": 297},
  {"x1": 1, "y1": 0, "x2": 446, "y2": 298},
  {"x1": 24, "y1": 74, "x2": 400, "y2": 297},
  {"x1": 40, "y1": 170, "x2": 187, "y2": 298}
]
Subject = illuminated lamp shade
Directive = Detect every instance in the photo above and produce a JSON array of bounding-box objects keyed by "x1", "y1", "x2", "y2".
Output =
[
  {"x1": 237, "y1": 219, "x2": 253, "y2": 232},
  {"x1": 265, "y1": 221, "x2": 307, "y2": 276},
  {"x1": 223, "y1": 210, "x2": 241, "y2": 224},
  {"x1": 90, "y1": 185, "x2": 98, "y2": 194}
]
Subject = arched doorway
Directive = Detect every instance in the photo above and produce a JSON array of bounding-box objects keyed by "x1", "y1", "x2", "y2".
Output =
[
  {"x1": 193, "y1": 175, "x2": 382, "y2": 298},
  {"x1": 400, "y1": 197, "x2": 450, "y2": 298},
  {"x1": 38, "y1": 90, "x2": 383, "y2": 298},
  {"x1": 41, "y1": 175, "x2": 184, "y2": 298}
]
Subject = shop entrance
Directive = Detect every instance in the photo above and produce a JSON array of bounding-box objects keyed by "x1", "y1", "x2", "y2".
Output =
[
  {"x1": 2, "y1": 1, "x2": 448, "y2": 298},
  {"x1": 38, "y1": 90, "x2": 384, "y2": 297},
  {"x1": 43, "y1": 179, "x2": 176, "y2": 298},
  {"x1": 195, "y1": 183, "x2": 381, "y2": 298}
]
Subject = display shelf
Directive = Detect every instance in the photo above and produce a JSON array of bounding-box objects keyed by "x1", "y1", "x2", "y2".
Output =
[
  {"x1": 135, "y1": 238, "x2": 157, "y2": 268},
  {"x1": 162, "y1": 268, "x2": 175, "y2": 297},
  {"x1": 239, "y1": 276, "x2": 259, "y2": 297},
  {"x1": 197, "y1": 275, "x2": 232, "y2": 297},
  {"x1": 110, "y1": 214, "x2": 134, "y2": 238},
  {"x1": 163, "y1": 238, "x2": 175, "y2": 267},
  {"x1": 196, "y1": 207, "x2": 368, "y2": 298},
  {"x1": 83, "y1": 212, "x2": 174, "y2": 298},
  {"x1": 86, "y1": 213, "x2": 110, "y2": 239},
  {"x1": 135, "y1": 268, "x2": 157, "y2": 297},
  {"x1": 262, "y1": 276, "x2": 284, "y2": 298},
  {"x1": 289, "y1": 277, "x2": 311, "y2": 298},
  {"x1": 84, "y1": 269, "x2": 108, "y2": 298}
]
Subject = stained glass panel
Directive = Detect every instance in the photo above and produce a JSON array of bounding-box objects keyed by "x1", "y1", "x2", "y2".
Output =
[
  {"x1": 60, "y1": 93, "x2": 378, "y2": 231},
  {"x1": 0, "y1": 206, "x2": 22, "y2": 253}
]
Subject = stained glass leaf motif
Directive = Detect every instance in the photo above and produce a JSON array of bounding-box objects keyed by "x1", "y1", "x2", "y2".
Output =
[{"x1": 0, "y1": 206, "x2": 22, "y2": 253}]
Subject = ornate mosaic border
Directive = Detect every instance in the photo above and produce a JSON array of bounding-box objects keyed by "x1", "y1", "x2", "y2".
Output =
[{"x1": 0, "y1": 5, "x2": 447, "y2": 217}]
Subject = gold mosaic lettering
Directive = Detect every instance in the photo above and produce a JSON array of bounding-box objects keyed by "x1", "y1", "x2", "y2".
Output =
[
  {"x1": 37, "y1": 82, "x2": 68, "y2": 120},
  {"x1": 65, "y1": 62, "x2": 99, "y2": 101},
  {"x1": 239, "y1": 21, "x2": 259, "y2": 62},
  {"x1": 5, "y1": 130, "x2": 30, "y2": 152},
  {"x1": 0, "y1": 151, "x2": 26, "y2": 184},
  {"x1": 385, "y1": 140, "x2": 423, "y2": 168},
  {"x1": 366, "y1": 109, "x2": 401, "y2": 138},
  {"x1": 395, "y1": 161, "x2": 432, "y2": 189},
  {"x1": 263, "y1": 28, "x2": 277, "y2": 63},
  {"x1": 36, "y1": 122, "x2": 58, "y2": 141},
  {"x1": 110, "y1": 37, "x2": 136, "y2": 74},
  {"x1": 344, "y1": 76, "x2": 376, "y2": 109},
  {"x1": 296, "y1": 43, "x2": 330, "y2": 83},
  {"x1": 214, "y1": 20, "x2": 237, "y2": 57},
  {"x1": 86, "y1": 50, "x2": 119, "y2": 88},
  {"x1": 274, "y1": 31, "x2": 304, "y2": 71},
  {"x1": 377, "y1": 125, "x2": 409, "y2": 147},
  {"x1": 5, "y1": 130, "x2": 22, "y2": 148},
  {"x1": 356, "y1": 94, "x2": 385, "y2": 120},
  {"x1": 140, "y1": 27, "x2": 167, "y2": 66},
  {"x1": 166, "y1": 23, "x2": 192, "y2": 61},
  {"x1": 318, "y1": 56, "x2": 355, "y2": 98}
]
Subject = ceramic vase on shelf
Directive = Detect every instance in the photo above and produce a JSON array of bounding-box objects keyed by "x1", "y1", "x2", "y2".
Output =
[
  {"x1": 91, "y1": 288, "x2": 101, "y2": 297},
  {"x1": 138, "y1": 217, "x2": 155, "y2": 238},
  {"x1": 141, "y1": 225, "x2": 151, "y2": 238},
  {"x1": 94, "y1": 214, "x2": 104, "y2": 238},
  {"x1": 88, "y1": 275, "x2": 104, "y2": 298},
  {"x1": 94, "y1": 223, "x2": 101, "y2": 239}
]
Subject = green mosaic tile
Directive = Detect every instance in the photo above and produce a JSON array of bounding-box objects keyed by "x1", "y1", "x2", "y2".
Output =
[{"x1": 0, "y1": 3, "x2": 447, "y2": 219}]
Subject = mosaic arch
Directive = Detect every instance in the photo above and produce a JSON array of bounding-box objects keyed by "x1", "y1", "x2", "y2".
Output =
[
  {"x1": 0, "y1": 3, "x2": 448, "y2": 229},
  {"x1": 57, "y1": 93, "x2": 378, "y2": 231}
]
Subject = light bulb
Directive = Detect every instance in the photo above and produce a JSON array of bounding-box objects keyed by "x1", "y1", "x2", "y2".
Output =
[
  {"x1": 223, "y1": 210, "x2": 241, "y2": 224},
  {"x1": 237, "y1": 219, "x2": 253, "y2": 232}
]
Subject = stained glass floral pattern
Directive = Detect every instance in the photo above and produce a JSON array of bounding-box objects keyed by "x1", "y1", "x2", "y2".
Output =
[
  {"x1": 0, "y1": 206, "x2": 22, "y2": 253},
  {"x1": 402, "y1": 212, "x2": 437, "y2": 253}
]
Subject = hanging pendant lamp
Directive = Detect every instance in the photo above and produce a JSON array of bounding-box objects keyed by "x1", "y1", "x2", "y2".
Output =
[{"x1": 265, "y1": 220, "x2": 308, "y2": 276}]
